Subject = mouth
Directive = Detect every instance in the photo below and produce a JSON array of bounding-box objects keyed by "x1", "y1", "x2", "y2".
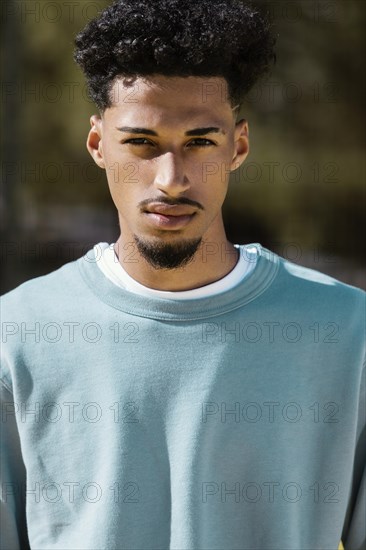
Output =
[
  {"x1": 143, "y1": 204, "x2": 197, "y2": 216},
  {"x1": 142, "y1": 203, "x2": 198, "y2": 229},
  {"x1": 143, "y1": 211, "x2": 196, "y2": 229}
]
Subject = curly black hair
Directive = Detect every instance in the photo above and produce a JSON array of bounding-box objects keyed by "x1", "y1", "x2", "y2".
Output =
[{"x1": 74, "y1": 0, "x2": 277, "y2": 114}]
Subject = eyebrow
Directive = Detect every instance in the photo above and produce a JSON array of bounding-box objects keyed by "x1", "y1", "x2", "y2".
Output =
[{"x1": 116, "y1": 126, "x2": 225, "y2": 137}]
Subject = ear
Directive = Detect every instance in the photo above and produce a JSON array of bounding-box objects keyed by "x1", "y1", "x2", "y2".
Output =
[
  {"x1": 230, "y1": 118, "x2": 249, "y2": 171},
  {"x1": 86, "y1": 114, "x2": 105, "y2": 169}
]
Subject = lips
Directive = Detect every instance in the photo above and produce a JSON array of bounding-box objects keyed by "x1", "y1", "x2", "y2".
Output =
[
  {"x1": 143, "y1": 205, "x2": 197, "y2": 229},
  {"x1": 143, "y1": 203, "x2": 196, "y2": 217}
]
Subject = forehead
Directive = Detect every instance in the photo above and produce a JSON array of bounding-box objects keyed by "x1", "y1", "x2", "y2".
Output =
[{"x1": 104, "y1": 75, "x2": 233, "y2": 126}]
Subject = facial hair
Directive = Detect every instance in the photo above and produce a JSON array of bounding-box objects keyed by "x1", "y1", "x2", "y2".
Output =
[{"x1": 133, "y1": 234, "x2": 202, "y2": 270}]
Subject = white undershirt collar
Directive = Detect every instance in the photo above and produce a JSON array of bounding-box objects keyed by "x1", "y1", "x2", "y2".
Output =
[{"x1": 94, "y1": 242, "x2": 258, "y2": 300}]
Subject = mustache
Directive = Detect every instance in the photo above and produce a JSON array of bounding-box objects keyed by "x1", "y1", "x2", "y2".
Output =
[{"x1": 139, "y1": 197, "x2": 204, "y2": 210}]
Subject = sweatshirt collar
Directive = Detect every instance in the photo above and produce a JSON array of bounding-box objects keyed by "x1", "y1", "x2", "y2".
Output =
[{"x1": 76, "y1": 243, "x2": 279, "y2": 321}]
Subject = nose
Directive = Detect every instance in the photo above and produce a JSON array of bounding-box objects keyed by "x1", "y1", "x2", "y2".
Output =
[{"x1": 153, "y1": 151, "x2": 191, "y2": 195}]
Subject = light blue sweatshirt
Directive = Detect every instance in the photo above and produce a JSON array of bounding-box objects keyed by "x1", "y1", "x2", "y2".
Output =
[{"x1": 1, "y1": 243, "x2": 365, "y2": 550}]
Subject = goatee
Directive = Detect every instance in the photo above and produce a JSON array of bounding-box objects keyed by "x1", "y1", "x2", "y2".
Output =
[{"x1": 133, "y1": 234, "x2": 202, "y2": 270}]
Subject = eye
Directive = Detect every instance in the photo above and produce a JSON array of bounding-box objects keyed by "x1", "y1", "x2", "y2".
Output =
[
  {"x1": 122, "y1": 137, "x2": 216, "y2": 147},
  {"x1": 123, "y1": 138, "x2": 153, "y2": 146},
  {"x1": 187, "y1": 138, "x2": 216, "y2": 147}
]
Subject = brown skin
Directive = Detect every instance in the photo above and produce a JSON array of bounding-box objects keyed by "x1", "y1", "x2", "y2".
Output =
[{"x1": 86, "y1": 75, "x2": 249, "y2": 291}]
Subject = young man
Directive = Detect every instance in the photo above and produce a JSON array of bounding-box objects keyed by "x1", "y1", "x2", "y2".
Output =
[{"x1": 1, "y1": 1, "x2": 364, "y2": 549}]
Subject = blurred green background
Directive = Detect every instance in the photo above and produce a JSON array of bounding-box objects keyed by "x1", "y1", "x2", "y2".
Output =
[{"x1": 1, "y1": 0, "x2": 365, "y2": 294}]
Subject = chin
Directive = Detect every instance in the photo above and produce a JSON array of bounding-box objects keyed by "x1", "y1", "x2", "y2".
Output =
[{"x1": 132, "y1": 233, "x2": 203, "y2": 270}]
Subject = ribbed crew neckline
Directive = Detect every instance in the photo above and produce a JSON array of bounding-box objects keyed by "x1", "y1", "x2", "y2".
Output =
[{"x1": 76, "y1": 242, "x2": 280, "y2": 321}]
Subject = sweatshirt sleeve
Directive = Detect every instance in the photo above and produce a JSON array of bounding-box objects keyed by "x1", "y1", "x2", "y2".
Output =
[
  {"x1": 342, "y1": 363, "x2": 366, "y2": 550},
  {"x1": 0, "y1": 378, "x2": 31, "y2": 550}
]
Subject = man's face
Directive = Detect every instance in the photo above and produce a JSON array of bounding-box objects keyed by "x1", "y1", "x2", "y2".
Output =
[{"x1": 87, "y1": 75, "x2": 249, "y2": 270}]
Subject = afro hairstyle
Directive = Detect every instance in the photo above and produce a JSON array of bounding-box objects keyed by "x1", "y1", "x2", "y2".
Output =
[{"x1": 74, "y1": 0, "x2": 277, "y2": 114}]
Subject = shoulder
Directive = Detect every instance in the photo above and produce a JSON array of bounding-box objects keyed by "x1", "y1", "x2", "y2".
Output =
[
  {"x1": 261, "y1": 245, "x2": 365, "y2": 313},
  {"x1": 0, "y1": 255, "x2": 84, "y2": 318}
]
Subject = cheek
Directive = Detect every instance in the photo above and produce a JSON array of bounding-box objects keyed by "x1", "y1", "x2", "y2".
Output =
[
  {"x1": 103, "y1": 150, "x2": 139, "y2": 192},
  {"x1": 105, "y1": 160, "x2": 149, "y2": 215},
  {"x1": 201, "y1": 165, "x2": 230, "y2": 205},
  {"x1": 199, "y1": 149, "x2": 232, "y2": 181}
]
